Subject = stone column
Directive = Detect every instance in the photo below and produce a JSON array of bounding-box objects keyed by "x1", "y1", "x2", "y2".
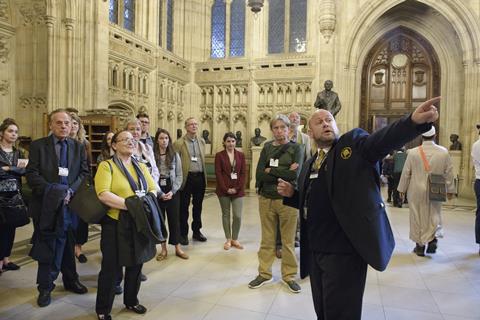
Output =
[
  {"x1": 249, "y1": 146, "x2": 262, "y2": 190},
  {"x1": 63, "y1": 17, "x2": 74, "y2": 109},
  {"x1": 45, "y1": 15, "x2": 56, "y2": 110},
  {"x1": 459, "y1": 62, "x2": 480, "y2": 198}
]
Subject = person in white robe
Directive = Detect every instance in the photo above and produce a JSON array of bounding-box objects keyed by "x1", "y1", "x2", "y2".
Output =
[{"x1": 397, "y1": 126, "x2": 455, "y2": 256}]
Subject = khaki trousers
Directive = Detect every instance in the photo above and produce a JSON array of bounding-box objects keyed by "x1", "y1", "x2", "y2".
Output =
[{"x1": 258, "y1": 196, "x2": 298, "y2": 281}]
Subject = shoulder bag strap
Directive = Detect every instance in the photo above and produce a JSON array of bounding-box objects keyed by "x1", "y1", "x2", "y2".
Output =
[{"x1": 418, "y1": 146, "x2": 430, "y2": 172}]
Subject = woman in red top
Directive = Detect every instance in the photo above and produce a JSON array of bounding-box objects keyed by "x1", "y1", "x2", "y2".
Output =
[{"x1": 215, "y1": 132, "x2": 247, "y2": 250}]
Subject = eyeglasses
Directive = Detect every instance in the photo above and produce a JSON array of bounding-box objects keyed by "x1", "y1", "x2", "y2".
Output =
[{"x1": 116, "y1": 138, "x2": 135, "y2": 144}]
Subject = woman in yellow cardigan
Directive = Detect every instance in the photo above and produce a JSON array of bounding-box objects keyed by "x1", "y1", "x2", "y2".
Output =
[{"x1": 94, "y1": 130, "x2": 157, "y2": 320}]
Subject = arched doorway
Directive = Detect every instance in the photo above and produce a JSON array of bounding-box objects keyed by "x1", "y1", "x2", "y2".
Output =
[{"x1": 360, "y1": 27, "x2": 441, "y2": 142}]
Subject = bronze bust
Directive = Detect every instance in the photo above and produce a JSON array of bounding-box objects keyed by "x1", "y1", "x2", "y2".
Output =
[
  {"x1": 449, "y1": 133, "x2": 462, "y2": 151},
  {"x1": 250, "y1": 128, "x2": 267, "y2": 146}
]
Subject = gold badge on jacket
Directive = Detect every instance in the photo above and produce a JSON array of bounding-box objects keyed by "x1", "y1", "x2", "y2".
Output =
[{"x1": 340, "y1": 147, "x2": 352, "y2": 159}]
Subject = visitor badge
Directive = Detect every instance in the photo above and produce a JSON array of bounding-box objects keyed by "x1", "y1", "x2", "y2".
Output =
[
  {"x1": 230, "y1": 173, "x2": 238, "y2": 180},
  {"x1": 58, "y1": 167, "x2": 69, "y2": 177},
  {"x1": 160, "y1": 179, "x2": 167, "y2": 186},
  {"x1": 135, "y1": 190, "x2": 146, "y2": 197},
  {"x1": 17, "y1": 159, "x2": 29, "y2": 167},
  {"x1": 309, "y1": 173, "x2": 318, "y2": 179},
  {"x1": 191, "y1": 156, "x2": 198, "y2": 162},
  {"x1": 269, "y1": 158, "x2": 279, "y2": 167}
]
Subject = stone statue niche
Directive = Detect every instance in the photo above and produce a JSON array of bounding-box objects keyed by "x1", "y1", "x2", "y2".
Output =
[
  {"x1": 251, "y1": 128, "x2": 267, "y2": 147},
  {"x1": 314, "y1": 80, "x2": 342, "y2": 117},
  {"x1": 449, "y1": 133, "x2": 462, "y2": 151}
]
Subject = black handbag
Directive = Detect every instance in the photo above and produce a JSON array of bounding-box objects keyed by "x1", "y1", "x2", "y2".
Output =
[
  {"x1": 69, "y1": 178, "x2": 109, "y2": 224},
  {"x1": 0, "y1": 192, "x2": 30, "y2": 227}
]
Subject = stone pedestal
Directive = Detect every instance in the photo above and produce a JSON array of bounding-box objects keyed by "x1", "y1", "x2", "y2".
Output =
[
  {"x1": 249, "y1": 146, "x2": 262, "y2": 190},
  {"x1": 449, "y1": 150, "x2": 462, "y2": 194},
  {"x1": 205, "y1": 143, "x2": 212, "y2": 155}
]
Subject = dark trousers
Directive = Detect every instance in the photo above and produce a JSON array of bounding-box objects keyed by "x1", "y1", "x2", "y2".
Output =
[
  {"x1": 36, "y1": 228, "x2": 78, "y2": 292},
  {"x1": 179, "y1": 173, "x2": 206, "y2": 237},
  {"x1": 74, "y1": 218, "x2": 89, "y2": 245},
  {"x1": 158, "y1": 192, "x2": 181, "y2": 245},
  {"x1": 310, "y1": 252, "x2": 367, "y2": 320},
  {"x1": 392, "y1": 172, "x2": 403, "y2": 207},
  {"x1": 96, "y1": 216, "x2": 142, "y2": 315},
  {"x1": 387, "y1": 176, "x2": 395, "y2": 201},
  {"x1": 475, "y1": 180, "x2": 480, "y2": 244},
  {"x1": 0, "y1": 224, "x2": 15, "y2": 260}
]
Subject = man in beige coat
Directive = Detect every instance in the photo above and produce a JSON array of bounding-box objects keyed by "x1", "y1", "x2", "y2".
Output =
[
  {"x1": 397, "y1": 126, "x2": 455, "y2": 256},
  {"x1": 174, "y1": 117, "x2": 208, "y2": 245}
]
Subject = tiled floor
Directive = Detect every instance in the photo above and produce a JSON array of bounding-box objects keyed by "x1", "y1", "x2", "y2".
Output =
[{"x1": 1, "y1": 192, "x2": 479, "y2": 320}]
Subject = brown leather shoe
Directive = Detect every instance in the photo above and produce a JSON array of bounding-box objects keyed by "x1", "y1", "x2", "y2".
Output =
[
  {"x1": 175, "y1": 251, "x2": 189, "y2": 260},
  {"x1": 156, "y1": 251, "x2": 168, "y2": 261}
]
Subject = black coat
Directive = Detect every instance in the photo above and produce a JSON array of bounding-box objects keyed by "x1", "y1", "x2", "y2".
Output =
[
  {"x1": 285, "y1": 115, "x2": 430, "y2": 278},
  {"x1": 26, "y1": 135, "x2": 89, "y2": 223},
  {"x1": 118, "y1": 193, "x2": 164, "y2": 267}
]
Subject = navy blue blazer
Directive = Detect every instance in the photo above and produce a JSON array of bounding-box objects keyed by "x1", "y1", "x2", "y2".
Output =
[
  {"x1": 285, "y1": 115, "x2": 430, "y2": 278},
  {"x1": 26, "y1": 135, "x2": 89, "y2": 223}
]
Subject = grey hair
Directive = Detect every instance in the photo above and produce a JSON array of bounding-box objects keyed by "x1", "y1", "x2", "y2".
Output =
[
  {"x1": 270, "y1": 114, "x2": 290, "y2": 129},
  {"x1": 124, "y1": 118, "x2": 141, "y2": 130}
]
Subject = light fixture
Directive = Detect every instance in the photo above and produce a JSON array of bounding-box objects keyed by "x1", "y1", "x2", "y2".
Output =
[{"x1": 248, "y1": 0, "x2": 264, "y2": 13}]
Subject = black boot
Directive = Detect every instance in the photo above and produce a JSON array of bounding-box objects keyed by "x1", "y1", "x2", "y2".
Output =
[
  {"x1": 426, "y1": 238, "x2": 438, "y2": 254},
  {"x1": 414, "y1": 244, "x2": 425, "y2": 257}
]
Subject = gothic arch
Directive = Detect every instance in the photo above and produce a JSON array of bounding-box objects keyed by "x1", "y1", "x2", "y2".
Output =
[
  {"x1": 108, "y1": 100, "x2": 135, "y2": 116},
  {"x1": 344, "y1": 0, "x2": 480, "y2": 68}
]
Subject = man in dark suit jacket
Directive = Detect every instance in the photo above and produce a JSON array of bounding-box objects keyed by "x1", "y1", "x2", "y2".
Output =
[
  {"x1": 278, "y1": 97, "x2": 441, "y2": 319},
  {"x1": 26, "y1": 109, "x2": 89, "y2": 307}
]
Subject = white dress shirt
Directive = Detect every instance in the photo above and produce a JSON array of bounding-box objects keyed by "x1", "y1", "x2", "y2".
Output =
[{"x1": 471, "y1": 137, "x2": 480, "y2": 179}]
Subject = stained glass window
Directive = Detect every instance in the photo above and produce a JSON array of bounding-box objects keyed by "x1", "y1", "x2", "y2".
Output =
[
  {"x1": 124, "y1": 0, "x2": 135, "y2": 32},
  {"x1": 167, "y1": 0, "x2": 174, "y2": 51},
  {"x1": 289, "y1": 0, "x2": 307, "y2": 52},
  {"x1": 211, "y1": 0, "x2": 226, "y2": 58},
  {"x1": 268, "y1": 0, "x2": 285, "y2": 54},
  {"x1": 109, "y1": 0, "x2": 118, "y2": 24},
  {"x1": 230, "y1": 0, "x2": 245, "y2": 57}
]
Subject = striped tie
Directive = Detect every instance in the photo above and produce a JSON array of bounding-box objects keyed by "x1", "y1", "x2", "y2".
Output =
[{"x1": 313, "y1": 149, "x2": 326, "y2": 171}]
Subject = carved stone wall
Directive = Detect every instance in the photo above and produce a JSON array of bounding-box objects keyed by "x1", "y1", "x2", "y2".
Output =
[{"x1": 5, "y1": 0, "x2": 480, "y2": 196}]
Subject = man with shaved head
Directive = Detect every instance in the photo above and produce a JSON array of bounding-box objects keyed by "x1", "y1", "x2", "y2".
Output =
[{"x1": 277, "y1": 97, "x2": 441, "y2": 319}]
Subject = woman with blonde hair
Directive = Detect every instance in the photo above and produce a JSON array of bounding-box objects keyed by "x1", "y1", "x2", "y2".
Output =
[{"x1": 69, "y1": 113, "x2": 91, "y2": 263}]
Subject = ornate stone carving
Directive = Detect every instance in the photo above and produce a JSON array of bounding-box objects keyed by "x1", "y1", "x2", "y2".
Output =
[
  {"x1": 167, "y1": 111, "x2": 175, "y2": 121},
  {"x1": 158, "y1": 109, "x2": 164, "y2": 119},
  {"x1": 19, "y1": 96, "x2": 47, "y2": 109},
  {"x1": 318, "y1": 0, "x2": 336, "y2": 43},
  {"x1": 257, "y1": 113, "x2": 272, "y2": 123},
  {"x1": 216, "y1": 113, "x2": 229, "y2": 123},
  {"x1": 233, "y1": 113, "x2": 246, "y2": 124},
  {"x1": 18, "y1": 1, "x2": 47, "y2": 26},
  {"x1": 0, "y1": 35, "x2": 9, "y2": 63},
  {"x1": 0, "y1": 80, "x2": 9, "y2": 96},
  {"x1": 0, "y1": 0, "x2": 9, "y2": 21}
]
